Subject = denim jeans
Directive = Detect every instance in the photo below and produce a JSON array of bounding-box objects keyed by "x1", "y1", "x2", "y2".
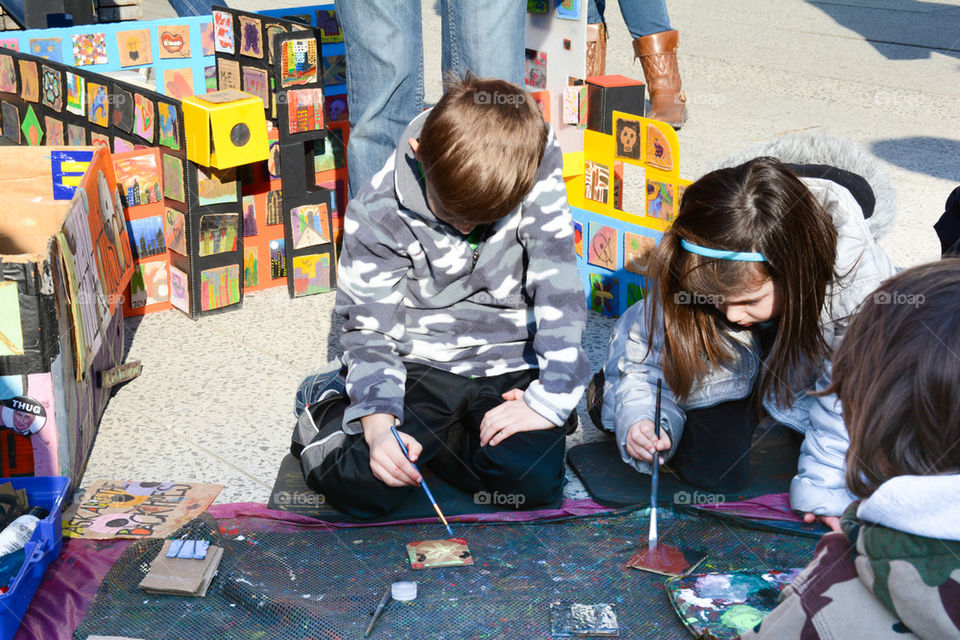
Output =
[
  {"x1": 167, "y1": 0, "x2": 219, "y2": 16},
  {"x1": 337, "y1": 0, "x2": 525, "y2": 197},
  {"x1": 588, "y1": 0, "x2": 672, "y2": 39}
]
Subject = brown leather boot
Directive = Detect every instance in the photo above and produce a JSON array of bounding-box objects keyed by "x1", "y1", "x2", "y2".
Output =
[
  {"x1": 634, "y1": 29, "x2": 687, "y2": 129},
  {"x1": 585, "y1": 22, "x2": 607, "y2": 78}
]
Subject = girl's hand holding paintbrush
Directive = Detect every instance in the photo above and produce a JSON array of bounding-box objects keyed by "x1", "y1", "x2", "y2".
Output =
[
  {"x1": 626, "y1": 419, "x2": 672, "y2": 463},
  {"x1": 363, "y1": 413, "x2": 423, "y2": 487}
]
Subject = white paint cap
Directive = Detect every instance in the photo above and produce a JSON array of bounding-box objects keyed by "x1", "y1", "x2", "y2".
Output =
[{"x1": 391, "y1": 581, "x2": 417, "y2": 601}]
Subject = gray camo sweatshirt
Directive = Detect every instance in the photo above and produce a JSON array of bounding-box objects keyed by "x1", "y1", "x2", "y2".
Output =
[{"x1": 335, "y1": 110, "x2": 590, "y2": 435}]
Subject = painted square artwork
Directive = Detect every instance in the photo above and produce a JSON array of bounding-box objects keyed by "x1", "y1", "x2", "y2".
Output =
[
  {"x1": 159, "y1": 24, "x2": 191, "y2": 59},
  {"x1": 589, "y1": 273, "x2": 618, "y2": 316},
  {"x1": 21, "y1": 106, "x2": 42, "y2": 146},
  {"x1": 524, "y1": 49, "x2": 547, "y2": 89},
  {"x1": 293, "y1": 253, "x2": 331, "y2": 296},
  {"x1": 65, "y1": 72, "x2": 84, "y2": 115},
  {"x1": 111, "y1": 86, "x2": 134, "y2": 133},
  {"x1": 198, "y1": 214, "x2": 239, "y2": 257},
  {"x1": 45, "y1": 117, "x2": 63, "y2": 145},
  {"x1": 238, "y1": 15, "x2": 264, "y2": 59},
  {"x1": 320, "y1": 55, "x2": 346, "y2": 85},
  {"x1": 117, "y1": 29, "x2": 152, "y2": 67},
  {"x1": 214, "y1": 10, "x2": 235, "y2": 54},
  {"x1": 134, "y1": 94, "x2": 155, "y2": 143},
  {"x1": 242, "y1": 66, "x2": 269, "y2": 109},
  {"x1": 616, "y1": 119, "x2": 642, "y2": 160},
  {"x1": 67, "y1": 123, "x2": 85, "y2": 146},
  {"x1": 29, "y1": 38, "x2": 62, "y2": 62},
  {"x1": 242, "y1": 195, "x2": 258, "y2": 236},
  {"x1": 201, "y1": 22, "x2": 215, "y2": 56},
  {"x1": 287, "y1": 88, "x2": 324, "y2": 134},
  {"x1": 585, "y1": 161, "x2": 610, "y2": 205},
  {"x1": 588, "y1": 223, "x2": 617, "y2": 270},
  {"x1": 325, "y1": 95, "x2": 348, "y2": 123},
  {"x1": 573, "y1": 220, "x2": 583, "y2": 257},
  {"x1": 72, "y1": 33, "x2": 108, "y2": 66},
  {"x1": 170, "y1": 266, "x2": 189, "y2": 314},
  {"x1": 624, "y1": 232, "x2": 656, "y2": 275},
  {"x1": 157, "y1": 102, "x2": 179, "y2": 150},
  {"x1": 129, "y1": 261, "x2": 169, "y2": 309},
  {"x1": 627, "y1": 282, "x2": 645, "y2": 308},
  {"x1": 646, "y1": 180, "x2": 675, "y2": 221},
  {"x1": 318, "y1": 10, "x2": 342, "y2": 44},
  {"x1": 41, "y1": 66, "x2": 62, "y2": 112},
  {"x1": 264, "y1": 23, "x2": 287, "y2": 65},
  {"x1": 197, "y1": 166, "x2": 238, "y2": 205},
  {"x1": 165, "y1": 207, "x2": 187, "y2": 256},
  {"x1": 126, "y1": 216, "x2": 165, "y2": 260},
  {"x1": 0, "y1": 55, "x2": 16, "y2": 93},
  {"x1": 291, "y1": 203, "x2": 330, "y2": 249},
  {"x1": 86, "y1": 82, "x2": 108, "y2": 127},
  {"x1": 667, "y1": 570, "x2": 803, "y2": 640},
  {"x1": 113, "y1": 138, "x2": 135, "y2": 154},
  {"x1": 18, "y1": 60, "x2": 37, "y2": 103},
  {"x1": 269, "y1": 239, "x2": 286, "y2": 279},
  {"x1": 114, "y1": 152, "x2": 162, "y2": 208},
  {"x1": 646, "y1": 124, "x2": 674, "y2": 171},
  {"x1": 162, "y1": 154, "x2": 185, "y2": 203},
  {"x1": 266, "y1": 190, "x2": 283, "y2": 226},
  {"x1": 218, "y1": 58, "x2": 241, "y2": 92},
  {"x1": 280, "y1": 37, "x2": 318, "y2": 87},
  {"x1": 549, "y1": 602, "x2": 619, "y2": 637},
  {"x1": 200, "y1": 265, "x2": 241, "y2": 311},
  {"x1": 314, "y1": 128, "x2": 345, "y2": 172},
  {"x1": 90, "y1": 132, "x2": 109, "y2": 150},
  {"x1": 0, "y1": 39, "x2": 17, "y2": 52},
  {"x1": 554, "y1": 0, "x2": 581, "y2": 20},
  {"x1": 244, "y1": 247, "x2": 259, "y2": 288},
  {"x1": 2, "y1": 102, "x2": 20, "y2": 143},
  {"x1": 163, "y1": 68, "x2": 193, "y2": 100},
  {"x1": 406, "y1": 538, "x2": 473, "y2": 570}
]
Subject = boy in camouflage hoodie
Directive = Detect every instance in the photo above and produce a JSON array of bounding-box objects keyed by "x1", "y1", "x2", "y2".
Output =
[
  {"x1": 292, "y1": 74, "x2": 590, "y2": 519},
  {"x1": 739, "y1": 260, "x2": 960, "y2": 640}
]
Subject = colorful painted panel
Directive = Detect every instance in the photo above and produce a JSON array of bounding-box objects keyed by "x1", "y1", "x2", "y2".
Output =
[
  {"x1": 197, "y1": 167, "x2": 238, "y2": 205},
  {"x1": 615, "y1": 118, "x2": 642, "y2": 161},
  {"x1": 269, "y1": 239, "x2": 286, "y2": 279},
  {"x1": 290, "y1": 203, "x2": 330, "y2": 249},
  {"x1": 200, "y1": 265, "x2": 241, "y2": 311},
  {"x1": 588, "y1": 223, "x2": 617, "y2": 270},
  {"x1": 279, "y1": 37, "x2": 318, "y2": 87},
  {"x1": 243, "y1": 247, "x2": 259, "y2": 288},
  {"x1": 162, "y1": 155, "x2": 185, "y2": 203},
  {"x1": 117, "y1": 29, "x2": 152, "y2": 67},
  {"x1": 126, "y1": 217, "x2": 165, "y2": 260},
  {"x1": 585, "y1": 160, "x2": 609, "y2": 205},
  {"x1": 72, "y1": 33, "x2": 108, "y2": 66},
  {"x1": 589, "y1": 273, "x2": 618, "y2": 316},
  {"x1": 292, "y1": 253, "x2": 331, "y2": 296},
  {"x1": 159, "y1": 25, "x2": 191, "y2": 59},
  {"x1": 198, "y1": 214, "x2": 239, "y2": 257},
  {"x1": 624, "y1": 232, "x2": 656, "y2": 275},
  {"x1": 287, "y1": 88, "x2": 324, "y2": 134},
  {"x1": 169, "y1": 266, "x2": 189, "y2": 313},
  {"x1": 129, "y1": 261, "x2": 169, "y2": 309},
  {"x1": 646, "y1": 179, "x2": 675, "y2": 221},
  {"x1": 114, "y1": 152, "x2": 162, "y2": 208}
]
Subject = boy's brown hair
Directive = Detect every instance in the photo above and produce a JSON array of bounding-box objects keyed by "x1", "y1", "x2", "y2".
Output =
[
  {"x1": 646, "y1": 157, "x2": 838, "y2": 408},
  {"x1": 822, "y1": 259, "x2": 960, "y2": 498},
  {"x1": 416, "y1": 73, "x2": 549, "y2": 224}
]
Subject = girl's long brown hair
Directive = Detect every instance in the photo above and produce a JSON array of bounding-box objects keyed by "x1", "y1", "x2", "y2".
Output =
[
  {"x1": 646, "y1": 157, "x2": 838, "y2": 408},
  {"x1": 822, "y1": 260, "x2": 960, "y2": 498}
]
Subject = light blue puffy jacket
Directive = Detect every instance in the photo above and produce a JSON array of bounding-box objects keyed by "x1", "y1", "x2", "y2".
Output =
[{"x1": 598, "y1": 172, "x2": 896, "y2": 516}]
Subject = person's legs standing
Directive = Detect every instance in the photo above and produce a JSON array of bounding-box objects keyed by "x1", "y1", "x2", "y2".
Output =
[
  {"x1": 338, "y1": 1, "x2": 424, "y2": 197},
  {"x1": 440, "y1": 0, "x2": 524, "y2": 86},
  {"x1": 616, "y1": 0, "x2": 671, "y2": 38}
]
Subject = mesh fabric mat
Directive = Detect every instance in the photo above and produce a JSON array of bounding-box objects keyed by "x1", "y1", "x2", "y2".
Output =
[{"x1": 74, "y1": 509, "x2": 817, "y2": 639}]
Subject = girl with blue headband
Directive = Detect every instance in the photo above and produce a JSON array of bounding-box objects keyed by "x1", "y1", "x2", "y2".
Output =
[{"x1": 589, "y1": 145, "x2": 896, "y2": 529}]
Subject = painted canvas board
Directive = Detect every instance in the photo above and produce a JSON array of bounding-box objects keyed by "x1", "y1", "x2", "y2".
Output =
[
  {"x1": 287, "y1": 88, "x2": 324, "y2": 134},
  {"x1": 646, "y1": 123, "x2": 673, "y2": 171},
  {"x1": 280, "y1": 37, "x2": 318, "y2": 87},
  {"x1": 41, "y1": 66, "x2": 62, "y2": 112},
  {"x1": 87, "y1": 82, "x2": 108, "y2": 127},
  {"x1": 65, "y1": 72, "x2": 84, "y2": 115},
  {"x1": 0, "y1": 55, "x2": 15, "y2": 93},
  {"x1": 624, "y1": 232, "x2": 656, "y2": 275},
  {"x1": 293, "y1": 253, "x2": 331, "y2": 296},
  {"x1": 585, "y1": 161, "x2": 610, "y2": 205},
  {"x1": 201, "y1": 22, "x2": 215, "y2": 56},
  {"x1": 158, "y1": 25, "x2": 191, "y2": 59},
  {"x1": 0, "y1": 39, "x2": 17, "y2": 51},
  {"x1": 646, "y1": 179, "x2": 675, "y2": 221},
  {"x1": 113, "y1": 138, "x2": 134, "y2": 154},
  {"x1": 525, "y1": 49, "x2": 547, "y2": 89},
  {"x1": 325, "y1": 94, "x2": 347, "y2": 123},
  {"x1": 163, "y1": 68, "x2": 194, "y2": 100},
  {"x1": 126, "y1": 216, "x2": 165, "y2": 260},
  {"x1": 626, "y1": 544, "x2": 706, "y2": 577},
  {"x1": 134, "y1": 94, "x2": 154, "y2": 143},
  {"x1": 198, "y1": 214, "x2": 239, "y2": 256},
  {"x1": 314, "y1": 127, "x2": 345, "y2": 172},
  {"x1": 242, "y1": 66, "x2": 269, "y2": 109},
  {"x1": 266, "y1": 190, "x2": 283, "y2": 225},
  {"x1": 114, "y1": 152, "x2": 162, "y2": 208},
  {"x1": 117, "y1": 29, "x2": 152, "y2": 67},
  {"x1": 238, "y1": 15, "x2": 264, "y2": 59},
  {"x1": 318, "y1": 10, "x2": 342, "y2": 43},
  {"x1": 73, "y1": 33, "x2": 108, "y2": 66},
  {"x1": 157, "y1": 102, "x2": 179, "y2": 150},
  {"x1": 18, "y1": 60, "x2": 38, "y2": 103},
  {"x1": 90, "y1": 132, "x2": 109, "y2": 150},
  {"x1": 129, "y1": 261, "x2": 169, "y2": 310},
  {"x1": 218, "y1": 58, "x2": 241, "y2": 91},
  {"x1": 29, "y1": 38, "x2": 62, "y2": 62},
  {"x1": 554, "y1": 0, "x2": 581, "y2": 20},
  {"x1": 615, "y1": 119, "x2": 642, "y2": 160},
  {"x1": 264, "y1": 23, "x2": 287, "y2": 65},
  {"x1": 109, "y1": 86, "x2": 133, "y2": 133},
  {"x1": 62, "y1": 480, "x2": 223, "y2": 539},
  {"x1": 667, "y1": 570, "x2": 803, "y2": 640},
  {"x1": 200, "y1": 264, "x2": 241, "y2": 311},
  {"x1": 67, "y1": 123, "x2": 85, "y2": 146},
  {"x1": 162, "y1": 154, "x2": 185, "y2": 203},
  {"x1": 406, "y1": 538, "x2": 473, "y2": 570},
  {"x1": 1, "y1": 102, "x2": 19, "y2": 143},
  {"x1": 170, "y1": 266, "x2": 189, "y2": 313},
  {"x1": 197, "y1": 166, "x2": 238, "y2": 205},
  {"x1": 320, "y1": 55, "x2": 346, "y2": 85},
  {"x1": 214, "y1": 10, "x2": 235, "y2": 54},
  {"x1": 242, "y1": 195, "x2": 257, "y2": 236},
  {"x1": 21, "y1": 106, "x2": 41, "y2": 145},
  {"x1": 269, "y1": 239, "x2": 286, "y2": 279},
  {"x1": 589, "y1": 273, "x2": 617, "y2": 316},
  {"x1": 573, "y1": 220, "x2": 583, "y2": 257},
  {"x1": 290, "y1": 203, "x2": 330, "y2": 249},
  {"x1": 588, "y1": 223, "x2": 617, "y2": 270},
  {"x1": 243, "y1": 247, "x2": 259, "y2": 287},
  {"x1": 45, "y1": 116, "x2": 64, "y2": 145},
  {"x1": 164, "y1": 207, "x2": 187, "y2": 255}
]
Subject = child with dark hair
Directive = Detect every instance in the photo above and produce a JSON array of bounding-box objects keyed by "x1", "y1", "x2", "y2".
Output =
[
  {"x1": 739, "y1": 260, "x2": 960, "y2": 639},
  {"x1": 589, "y1": 137, "x2": 897, "y2": 527},
  {"x1": 292, "y1": 74, "x2": 590, "y2": 518}
]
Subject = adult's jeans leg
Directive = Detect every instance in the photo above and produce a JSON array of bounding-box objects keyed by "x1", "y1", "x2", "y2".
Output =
[
  {"x1": 588, "y1": 0, "x2": 605, "y2": 25},
  {"x1": 617, "y1": 0, "x2": 673, "y2": 39},
  {"x1": 339, "y1": 0, "x2": 424, "y2": 197},
  {"x1": 167, "y1": 0, "x2": 218, "y2": 16},
  {"x1": 440, "y1": 0, "x2": 524, "y2": 86}
]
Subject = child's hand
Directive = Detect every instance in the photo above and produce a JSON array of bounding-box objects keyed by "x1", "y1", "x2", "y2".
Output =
[
  {"x1": 802, "y1": 512, "x2": 841, "y2": 532},
  {"x1": 362, "y1": 414, "x2": 423, "y2": 487},
  {"x1": 626, "y1": 419, "x2": 672, "y2": 463},
  {"x1": 479, "y1": 389, "x2": 554, "y2": 446}
]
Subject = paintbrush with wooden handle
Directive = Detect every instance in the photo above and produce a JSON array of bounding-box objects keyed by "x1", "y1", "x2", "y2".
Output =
[{"x1": 649, "y1": 378, "x2": 662, "y2": 551}]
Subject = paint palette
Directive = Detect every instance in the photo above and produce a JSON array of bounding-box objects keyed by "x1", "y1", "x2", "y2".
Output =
[
  {"x1": 666, "y1": 569, "x2": 802, "y2": 639},
  {"x1": 405, "y1": 538, "x2": 473, "y2": 570}
]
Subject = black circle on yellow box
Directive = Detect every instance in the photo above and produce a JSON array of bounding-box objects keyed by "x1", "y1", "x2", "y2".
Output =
[
  {"x1": 230, "y1": 123, "x2": 251, "y2": 147},
  {"x1": 0, "y1": 396, "x2": 46, "y2": 435}
]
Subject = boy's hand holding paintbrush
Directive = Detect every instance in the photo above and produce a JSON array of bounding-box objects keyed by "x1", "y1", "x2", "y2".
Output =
[{"x1": 363, "y1": 413, "x2": 423, "y2": 487}]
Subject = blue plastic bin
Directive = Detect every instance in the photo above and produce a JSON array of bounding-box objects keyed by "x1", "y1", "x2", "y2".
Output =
[{"x1": 0, "y1": 476, "x2": 69, "y2": 640}]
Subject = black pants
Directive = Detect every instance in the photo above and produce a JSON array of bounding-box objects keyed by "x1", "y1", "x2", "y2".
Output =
[{"x1": 308, "y1": 363, "x2": 569, "y2": 519}]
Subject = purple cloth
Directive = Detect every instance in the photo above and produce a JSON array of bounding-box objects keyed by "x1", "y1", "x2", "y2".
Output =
[
  {"x1": 14, "y1": 499, "x2": 613, "y2": 639},
  {"x1": 694, "y1": 493, "x2": 806, "y2": 522}
]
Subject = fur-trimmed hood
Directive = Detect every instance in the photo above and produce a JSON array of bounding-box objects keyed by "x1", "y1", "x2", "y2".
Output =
[{"x1": 712, "y1": 135, "x2": 896, "y2": 241}]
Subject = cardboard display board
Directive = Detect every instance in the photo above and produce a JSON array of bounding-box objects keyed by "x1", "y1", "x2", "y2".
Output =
[{"x1": 0, "y1": 147, "x2": 132, "y2": 487}]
